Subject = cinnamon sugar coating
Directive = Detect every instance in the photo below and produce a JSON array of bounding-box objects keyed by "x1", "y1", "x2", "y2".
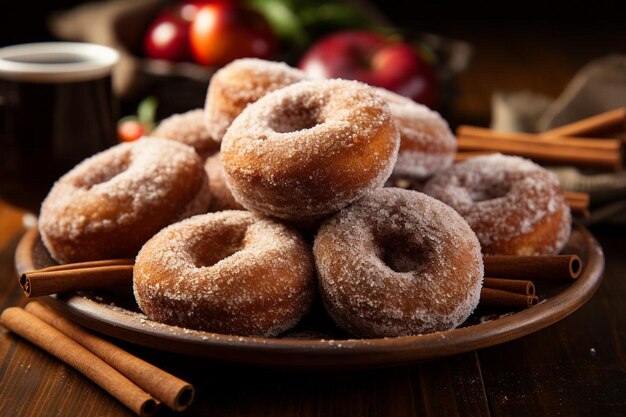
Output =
[
  {"x1": 151, "y1": 109, "x2": 220, "y2": 159},
  {"x1": 375, "y1": 88, "x2": 456, "y2": 178},
  {"x1": 221, "y1": 79, "x2": 400, "y2": 222},
  {"x1": 423, "y1": 154, "x2": 571, "y2": 255},
  {"x1": 204, "y1": 153, "x2": 244, "y2": 212},
  {"x1": 204, "y1": 58, "x2": 307, "y2": 142},
  {"x1": 314, "y1": 188, "x2": 483, "y2": 337},
  {"x1": 133, "y1": 211, "x2": 315, "y2": 336},
  {"x1": 39, "y1": 138, "x2": 210, "y2": 263}
]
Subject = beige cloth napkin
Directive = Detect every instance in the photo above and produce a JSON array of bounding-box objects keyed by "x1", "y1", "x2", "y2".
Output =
[{"x1": 491, "y1": 55, "x2": 626, "y2": 224}]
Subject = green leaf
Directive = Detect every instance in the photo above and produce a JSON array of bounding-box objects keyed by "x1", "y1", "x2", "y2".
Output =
[
  {"x1": 298, "y1": 3, "x2": 369, "y2": 28},
  {"x1": 247, "y1": 0, "x2": 309, "y2": 48},
  {"x1": 137, "y1": 96, "x2": 158, "y2": 131}
]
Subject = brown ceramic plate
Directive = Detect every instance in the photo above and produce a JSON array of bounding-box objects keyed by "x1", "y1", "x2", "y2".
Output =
[{"x1": 14, "y1": 223, "x2": 604, "y2": 369}]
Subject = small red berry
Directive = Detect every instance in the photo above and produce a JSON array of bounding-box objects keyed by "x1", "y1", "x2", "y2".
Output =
[{"x1": 117, "y1": 119, "x2": 146, "y2": 142}]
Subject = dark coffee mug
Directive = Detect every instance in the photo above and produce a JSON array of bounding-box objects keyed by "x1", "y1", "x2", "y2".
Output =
[{"x1": 0, "y1": 42, "x2": 119, "y2": 212}]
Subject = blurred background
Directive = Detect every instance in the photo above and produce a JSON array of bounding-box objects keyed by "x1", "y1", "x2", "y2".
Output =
[{"x1": 2, "y1": 0, "x2": 625, "y2": 127}]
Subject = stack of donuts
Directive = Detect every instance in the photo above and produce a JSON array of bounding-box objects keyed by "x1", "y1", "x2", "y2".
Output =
[{"x1": 38, "y1": 59, "x2": 571, "y2": 338}]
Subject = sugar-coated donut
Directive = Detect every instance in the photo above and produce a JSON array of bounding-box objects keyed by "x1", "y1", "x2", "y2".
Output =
[
  {"x1": 204, "y1": 153, "x2": 244, "y2": 212},
  {"x1": 40, "y1": 138, "x2": 210, "y2": 263},
  {"x1": 133, "y1": 211, "x2": 315, "y2": 336},
  {"x1": 204, "y1": 58, "x2": 307, "y2": 142},
  {"x1": 313, "y1": 188, "x2": 483, "y2": 338},
  {"x1": 221, "y1": 79, "x2": 400, "y2": 222},
  {"x1": 151, "y1": 109, "x2": 219, "y2": 159},
  {"x1": 375, "y1": 88, "x2": 456, "y2": 178},
  {"x1": 423, "y1": 154, "x2": 571, "y2": 255}
]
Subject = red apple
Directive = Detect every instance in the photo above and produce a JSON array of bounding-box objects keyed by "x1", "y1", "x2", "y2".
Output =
[
  {"x1": 189, "y1": 1, "x2": 276, "y2": 67},
  {"x1": 143, "y1": 5, "x2": 198, "y2": 61},
  {"x1": 299, "y1": 31, "x2": 438, "y2": 108}
]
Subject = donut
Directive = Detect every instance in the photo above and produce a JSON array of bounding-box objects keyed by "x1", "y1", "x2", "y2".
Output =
[
  {"x1": 39, "y1": 138, "x2": 210, "y2": 263},
  {"x1": 313, "y1": 188, "x2": 483, "y2": 338},
  {"x1": 151, "y1": 108, "x2": 219, "y2": 159},
  {"x1": 204, "y1": 58, "x2": 307, "y2": 142},
  {"x1": 204, "y1": 153, "x2": 244, "y2": 212},
  {"x1": 133, "y1": 211, "x2": 315, "y2": 336},
  {"x1": 221, "y1": 79, "x2": 400, "y2": 222},
  {"x1": 375, "y1": 88, "x2": 456, "y2": 179},
  {"x1": 423, "y1": 154, "x2": 571, "y2": 255}
]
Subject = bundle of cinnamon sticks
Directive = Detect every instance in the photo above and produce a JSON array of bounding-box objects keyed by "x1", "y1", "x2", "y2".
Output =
[
  {"x1": 455, "y1": 107, "x2": 626, "y2": 171},
  {"x1": 0, "y1": 301, "x2": 195, "y2": 416},
  {"x1": 19, "y1": 258, "x2": 134, "y2": 298},
  {"x1": 480, "y1": 254, "x2": 581, "y2": 309}
]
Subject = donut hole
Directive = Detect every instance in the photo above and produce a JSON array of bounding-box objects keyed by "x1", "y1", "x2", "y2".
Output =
[
  {"x1": 468, "y1": 181, "x2": 511, "y2": 202},
  {"x1": 376, "y1": 232, "x2": 429, "y2": 273},
  {"x1": 268, "y1": 99, "x2": 324, "y2": 133},
  {"x1": 73, "y1": 153, "x2": 131, "y2": 190},
  {"x1": 189, "y1": 227, "x2": 246, "y2": 268}
]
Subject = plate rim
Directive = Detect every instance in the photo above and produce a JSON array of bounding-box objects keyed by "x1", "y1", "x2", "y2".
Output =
[{"x1": 15, "y1": 223, "x2": 605, "y2": 367}]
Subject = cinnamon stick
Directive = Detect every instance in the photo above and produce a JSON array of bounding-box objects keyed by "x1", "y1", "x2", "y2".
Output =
[
  {"x1": 456, "y1": 125, "x2": 623, "y2": 170},
  {"x1": 39, "y1": 258, "x2": 134, "y2": 272},
  {"x1": 457, "y1": 135, "x2": 622, "y2": 170},
  {"x1": 564, "y1": 191, "x2": 590, "y2": 217},
  {"x1": 25, "y1": 302, "x2": 194, "y2": 412},
  {"x1": 483, "y1": 254, "x2": 582, "y2": 280},
  {"x1": 480, "y1": 288, "x2": 538, "y2": 309},
  {"x1": 0, "y1": 307, "x2": 160, "y2": 417},
  {"x1": 564, "y1": 191, "x2": 590, "y2": 204},
  {"x1": 542, "y1": 108, "x2": 626, "y2": 139},
  {"x1": 458, "y1": 125, "x2": 622, "y2": 151},
  {"x1": 20, "y1": 265, "x2": 134, "y2": 298},
  {"x1": 483, "y1": 278, "x2": 535, "y2": 296}
]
